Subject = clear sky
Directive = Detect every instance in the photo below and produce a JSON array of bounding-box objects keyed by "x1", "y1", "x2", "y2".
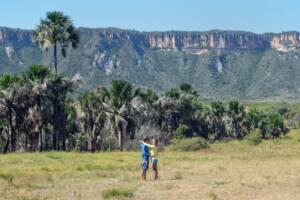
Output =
[{"x1": 0, "y1": 0, "x2": 299, "y2": 33}]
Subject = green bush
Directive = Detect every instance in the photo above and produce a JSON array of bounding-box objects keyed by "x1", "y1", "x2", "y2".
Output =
[
  {"x1": 102, "y1": 187, "x2": 135, "y2": 199},
  {"x1": 169, "y1": 137, "x2": 209, "y2": 151},
  {"x1": 247, "y1": 129, "x2": 262, "y2": 145},
  {"x1": 174, "y1": 124, "x2": 189, "y2": 139},
  {"x1": 73, "y1": 133, "x2": 88, "y2": 151}
]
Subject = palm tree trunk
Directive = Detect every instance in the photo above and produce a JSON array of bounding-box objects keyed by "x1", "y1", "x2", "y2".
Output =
[
  {"x1": 3, "y1": 138, "x2": 9, "y2": 154},
  {"x1": 53, "y1": 105, "x2": 59, "y2": 150},
  {"x1": 53, "y1": 104, "x2": 67, "y2": 151},
  {"x1": 8, "y1": 112, "x2": 16, "y2": 152},
  {"x1": 54, "y1": 41, "x2": 58, "y2": 75},
  {"x1": 3, "y1": 128, "x2": 9, "y2": 154},
  {"x1": 118, "y1": 121, "x2": 123, "y2": 151},
  {"x1": 39, "y1": 127, "x2": 44, "y2": 152}
]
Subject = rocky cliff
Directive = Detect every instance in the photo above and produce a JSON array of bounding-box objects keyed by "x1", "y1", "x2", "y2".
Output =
[
  {"x1": 147, "y1": 31, "x2": 300, "y2": 53},
  {"x1": 1, "y1": 27, "x2": 300, "y2": 100},
  {"x1": 0, "y1": 27, "x2": 32, "y2": 50}
]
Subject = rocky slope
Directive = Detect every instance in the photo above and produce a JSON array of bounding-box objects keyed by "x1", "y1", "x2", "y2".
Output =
[{"x1": 1, "y1": 27, "x2": 300, "y2": 100}]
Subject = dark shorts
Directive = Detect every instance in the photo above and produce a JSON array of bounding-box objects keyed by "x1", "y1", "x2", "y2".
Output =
[{"x1": 141, "y1": 159, "x2": 149, "y2": 170}]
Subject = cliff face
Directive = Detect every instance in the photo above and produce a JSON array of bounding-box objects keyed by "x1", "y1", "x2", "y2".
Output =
[
  {"x1": 1, "y1": 27, "x2": 300, "y2": 101},
  {"x1": 146, "y1": 31, "x2": 300, "y2": 52},
  {"x1": 147, "y1": 32, "x2": 268, "y2": 51},
  {"x1": 269, "y1": 32, "x2": 300, "y2": 52},
  {"x1": 78, "y1": 28, "x2": 300, "y2": 53},
  {"x1": 0, "y1": 27, "x2": 32, "y2": 48},
  {"x1": 0, "y1": 27, "x2": 35, "y2": 60},
  {"x1": 1, "y1": 27, "x2": 300, "y2": 53}
]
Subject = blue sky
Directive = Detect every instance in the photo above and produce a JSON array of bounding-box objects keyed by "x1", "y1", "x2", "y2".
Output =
[{"x1": 0, "y1": 0, "x2": 299, "y2": 33}]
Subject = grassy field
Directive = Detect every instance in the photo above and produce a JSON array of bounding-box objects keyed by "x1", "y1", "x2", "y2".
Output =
[
  {"x1": 246, "y1": 102, "x2": 300, "y2": 114},
  {"x1": 1, "y1": 130, "x2": 300, "y2": 200}
]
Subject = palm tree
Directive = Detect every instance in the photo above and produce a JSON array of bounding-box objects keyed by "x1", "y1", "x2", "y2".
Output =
[
  {"x1": 21, "y1": 65, "x2": 53, "y2": 151},
  {"x1": 78, "y1": 92, "x2": 108, "y2": 151},
  {"x1": 47, "y1": 75, "x2": 73, "y2": 150},
  {"x1": 110, "y1": 80, "x2": 133, "y2": 109},
  {"x1": 108, "y1": 80, "x2": 133, "y2": 151},
  {"x1": 0, "y1": 74, "x2": 19, "y2": 90},
  {"x1": 134, "y1": 87, "x2": 158, "y2": 110},
  {"x1": 22, "y1": 64, "x2": 52, "y2": 84},
  {"x1": 209, "y1": 101, "x2": 226, "y2": 140},
  {"x1": 226, "y1": 101, "x2": 246, "y2": 138},
  {"x1": 33, "y1": 11, "x2": 79, "y2": 74},
  {"x1": 0, "y1": 81, "x2": 33, "y2": 153}
]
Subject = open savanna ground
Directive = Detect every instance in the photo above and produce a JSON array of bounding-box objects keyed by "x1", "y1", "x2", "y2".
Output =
[{"x1": 1, "y1": 130, "x2": 300, "y2": 200}]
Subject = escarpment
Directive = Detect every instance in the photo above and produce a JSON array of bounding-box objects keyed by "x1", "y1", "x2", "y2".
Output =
[
  {"x1": 146, "y1": 31, "x2": 300, "y2": 52},
  {"x1": 1, "y1": 27, "x2": 300, "y2": 101}
]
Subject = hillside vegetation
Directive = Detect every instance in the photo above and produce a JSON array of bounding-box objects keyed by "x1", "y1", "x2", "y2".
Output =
[{"x1": 1, "y1": 27, "x2": 300, "y2": 100}]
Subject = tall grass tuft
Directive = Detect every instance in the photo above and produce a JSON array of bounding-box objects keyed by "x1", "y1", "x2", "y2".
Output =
[{"x1": 102, "y1": 187, "x2": 135, "y2": 199}]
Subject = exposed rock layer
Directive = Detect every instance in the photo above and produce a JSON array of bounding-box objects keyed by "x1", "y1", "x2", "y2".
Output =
[{"x1": 1, "y1": 27, "x2": 300, "y2": 52}]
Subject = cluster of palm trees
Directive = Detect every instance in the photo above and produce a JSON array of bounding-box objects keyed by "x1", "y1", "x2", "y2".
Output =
[
  {"x1": 0, "y1": 11, "x2": 288, "y2": 153},
  {"x1": 0, "y1": 68, "x2": 288, "y2": 153},
  {"x1": 0, "y1": 65, "x2": 72, "y2": 153}
]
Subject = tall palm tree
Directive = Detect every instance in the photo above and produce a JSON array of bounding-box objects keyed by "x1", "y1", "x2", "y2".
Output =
[
  {"x1": 108, "y1": 80, "x2": 133, "y2": 151},
  {"x1": 226, "y1": 101, "x2": 246, "y2": 138},
  {"x1": 209, "y1": 101, "x2": 226, "y2": 140},
  {"x1": 21, "y1": 65, "x2": 53, "y2": 151},
  {"x1": 78, "y1": 92, "x2": 107, "y2": 151},
  {"x1": 47, "y1": 75, "x2": 73, "y2": 150},
  {"x1": 33, "y1": 11, "x2": 79, "y2": 74}
]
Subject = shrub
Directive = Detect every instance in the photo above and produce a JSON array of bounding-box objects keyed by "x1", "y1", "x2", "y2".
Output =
[
  {"x1": 247, "y1": 129, "x2": 262, "y2": 145},
  {"x1": 102, "y1": 187, "x2": 135, "y2": 199},
  {"x1": 173, "y1": 124, "x2": 189, "y2": 139},
  {"x1": 73, "y1": 133, "x2": 88, "y2": 151},
  {"x1": 169, "y1": 137, "x2": 209, "y2": 151}
]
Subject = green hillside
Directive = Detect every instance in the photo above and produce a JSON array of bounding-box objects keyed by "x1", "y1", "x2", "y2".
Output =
[{"x1": 1, "y1": 27, "x2": 300, "y2": 100}]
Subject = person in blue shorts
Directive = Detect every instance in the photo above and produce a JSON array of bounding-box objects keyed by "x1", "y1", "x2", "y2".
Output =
[
  {"x1": 140, "y1": 138, "x2": 159, "y2": 180},
  {"x1": 141, "y1": 137, "x2": 150, "y2": 181}
]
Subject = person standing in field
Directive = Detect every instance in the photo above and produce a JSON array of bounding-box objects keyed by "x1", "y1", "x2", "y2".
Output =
[
  {"x1": 140, "y1": 138, "x2": 159, "y2": 180},
  {"x1": 141, "y1": 137, "x2": 150, "y2": 181}
]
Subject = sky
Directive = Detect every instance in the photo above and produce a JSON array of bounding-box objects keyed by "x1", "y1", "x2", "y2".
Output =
[{"x1": 0, "y1": 0, "x2": 299, "y2": 33}]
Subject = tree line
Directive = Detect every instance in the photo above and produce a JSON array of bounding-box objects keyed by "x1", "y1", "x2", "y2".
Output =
[{"x1": 0, "y1": 67, "x2": 288, "y2": 153}]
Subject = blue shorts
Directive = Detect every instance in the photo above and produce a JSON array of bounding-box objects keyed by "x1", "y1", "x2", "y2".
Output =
[
  {"x1": 151, "y1": 157, "x2": 158, "y2": 165},
  {"x1": 141, "y1": 159, "x2": 149, "y2": 170}
]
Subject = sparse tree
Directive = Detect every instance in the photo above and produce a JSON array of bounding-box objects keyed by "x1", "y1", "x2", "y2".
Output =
[{"x1": 33, "y1": 11, "x2": 79, "y2": 74}]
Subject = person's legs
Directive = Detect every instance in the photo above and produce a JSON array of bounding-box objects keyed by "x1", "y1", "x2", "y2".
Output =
[
  {"x1": 144, "y1": 169, "x2": 147, "y2": 180},
  {"x1": 141, "y1": 160, "x2": 148, "y2": 180},
  {"x1": 152, "y1": 158, "x2": 159, "y2": 180},
  {"x1": 141, "y1": 169, "x2": 145, "y2": 180}
]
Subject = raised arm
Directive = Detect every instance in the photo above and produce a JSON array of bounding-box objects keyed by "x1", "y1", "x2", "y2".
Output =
[{"x1": 140, "y1": 141, "x2": 155, "y2": 148}]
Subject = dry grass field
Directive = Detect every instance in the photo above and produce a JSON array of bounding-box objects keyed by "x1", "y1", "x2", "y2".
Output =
[{"x1": 1, "y1": 130, "x2": 300, "y2": 200}]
